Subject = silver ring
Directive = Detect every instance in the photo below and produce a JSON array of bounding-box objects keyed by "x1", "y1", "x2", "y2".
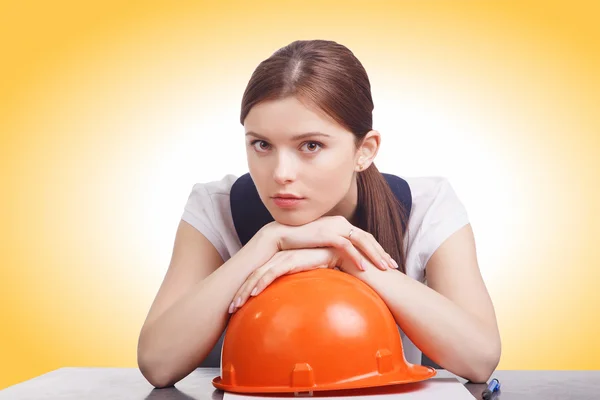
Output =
[{"x1": 348, "y1": 228, "x2": 354, "y2": 238}]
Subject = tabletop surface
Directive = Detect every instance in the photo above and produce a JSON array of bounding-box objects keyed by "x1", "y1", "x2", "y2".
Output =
[{"x1": 1, "y1": 367, "x2": 599, "y2": 400}]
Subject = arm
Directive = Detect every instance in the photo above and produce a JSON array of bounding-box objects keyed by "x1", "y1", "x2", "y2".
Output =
[
  {"x1": 347, "y1": 223, "x2": 501, "y2": 383},
  {"x1": 138, "y1": 215, "x2": 390, "y2": 387},
  {"x1": 137, "y1": 220, "x2": 274, "y2": 388}
]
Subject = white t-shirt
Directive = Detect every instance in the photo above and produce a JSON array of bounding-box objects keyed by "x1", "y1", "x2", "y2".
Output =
[{"x1": 181, "y1": 174, "x2": 470, "y2": 365}]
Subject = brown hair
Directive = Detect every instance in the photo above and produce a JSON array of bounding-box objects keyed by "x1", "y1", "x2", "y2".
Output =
[{"x1": 239, "y1": 40, "x2": 410, "y2": 273}]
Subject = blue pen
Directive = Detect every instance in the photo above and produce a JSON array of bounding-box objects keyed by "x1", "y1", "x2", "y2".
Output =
[{"x1": 482, "y1": 378, "x2": 501, "y2": 400}]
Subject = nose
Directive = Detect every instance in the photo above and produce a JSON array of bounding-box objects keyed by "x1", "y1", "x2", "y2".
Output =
[{"x1": 273, "y1": 152, "x2": 297, "y2": 185}]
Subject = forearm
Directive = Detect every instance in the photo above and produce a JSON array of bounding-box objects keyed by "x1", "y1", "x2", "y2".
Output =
[
  {"x1": 137, "y1": 241, "x2": 266, "y2": 387},
  {"x1": 351, "y1": 268, "x2": 500, "y2": 383}
]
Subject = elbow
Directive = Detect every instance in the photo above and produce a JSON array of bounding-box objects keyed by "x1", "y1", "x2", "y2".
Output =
[
  {"x1": 137, "y1": 337, "x2": 179, "y2": 389},
  {"x1": 138, "y1": 352, "x2": 178, "y2": 389},
  {"x1": 465, "y1": 334, "x2": 502, "y2": 383},
  {"x1": 144, "y1": 373, "x2": 176, "y2": 389}
]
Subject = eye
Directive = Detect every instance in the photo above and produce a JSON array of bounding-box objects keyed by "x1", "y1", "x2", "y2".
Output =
[
  {"x1": 300, "y1": 141, "x2": 323, "y2": 153},
  {"x1": 250, "y1": 140, "x2": 271, "y2": 152}
]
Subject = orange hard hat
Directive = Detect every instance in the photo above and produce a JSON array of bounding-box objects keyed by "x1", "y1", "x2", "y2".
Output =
[{"x1": 212, "y1": 268, "x2": 436, "y2": 394}]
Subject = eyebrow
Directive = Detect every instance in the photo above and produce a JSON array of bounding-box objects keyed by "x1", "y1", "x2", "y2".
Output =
[{"x1": 245, "y1": 131, "x2": 332, "y2": 141}]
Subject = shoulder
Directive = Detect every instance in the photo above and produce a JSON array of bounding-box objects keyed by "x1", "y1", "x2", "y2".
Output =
[
  {"x1": 188, "y1": 174, "x2": 238, "y2": 198},
  {"x1": 181, "y1": 174, "x2": 240, "y2": 260},
  {"x1": 184, "y1": 174, "x2": 238, "y2": 216},
  {"x1": 404, "y1": 176, "x2": 467, "y2": 218},
  {"x1": 402, "y1": 176, "x2": 470, "y2": 273}
]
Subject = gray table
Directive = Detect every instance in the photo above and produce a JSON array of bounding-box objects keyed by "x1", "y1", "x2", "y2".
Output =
[{"x1": 0, "y1": 367, "x2": 598, "y2": 399}]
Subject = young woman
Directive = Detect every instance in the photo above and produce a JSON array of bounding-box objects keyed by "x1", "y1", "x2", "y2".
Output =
[{"x1": 137, "y1": 39, "x2": 501, "y2": 388}]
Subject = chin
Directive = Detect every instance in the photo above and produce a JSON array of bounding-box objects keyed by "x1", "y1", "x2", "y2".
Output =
[{"x1": 270, "y1": 210, "x2": 322, "y2": 227}]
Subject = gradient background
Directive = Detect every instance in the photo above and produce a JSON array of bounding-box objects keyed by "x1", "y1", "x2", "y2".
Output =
[{"x1": 1, "y1": 0, "x2": 599, "y2": 390}]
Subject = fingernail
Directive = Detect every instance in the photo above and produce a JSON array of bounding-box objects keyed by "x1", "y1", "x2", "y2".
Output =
[
  {"x1": 360, "y1": 258, "x2": 366, "y2": 271},
  {"x1": 228, "y1": 302, "x2": 235, "y2": 314},
  {"x1": 251, "y1": 287, "x2": 258, "y2": 296},
  {"x1": 391, "y1": 259, "x2": 399, "y2": 269},
  {"x1": 381, "y1": 259, "x2": 390, "y2": 270},
  {"x1": 235, "y1": 297, "x2": 241, "y2": 307}
]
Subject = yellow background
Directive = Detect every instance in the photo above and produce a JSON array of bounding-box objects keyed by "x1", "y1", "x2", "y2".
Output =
[{"x1": 1, "y1": 0, "x2": 599, "y2": 390}]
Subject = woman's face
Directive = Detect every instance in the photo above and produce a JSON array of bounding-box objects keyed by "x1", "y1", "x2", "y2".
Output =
[{"x1": 244, "y1": 96, "x2": 361, "y2": 226}]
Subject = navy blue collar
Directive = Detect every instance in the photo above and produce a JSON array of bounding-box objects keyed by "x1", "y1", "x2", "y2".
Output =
[{"x1": 230, "y1": 173, "x2": 412, "y2": 246}]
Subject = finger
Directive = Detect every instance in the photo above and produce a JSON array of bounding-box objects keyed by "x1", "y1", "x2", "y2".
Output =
[
  {"x1": 275, "y1": 216, "x2": 386, "y2": 269},
  {"x1": 253, "y1": 249, "x2": 333, "y2": 295},
  {"x1": 346, "y1": 227, "x2": 395, "y2": 270},
  {"x1": 231, "y1": 263, "x2": 273, "y2": 313},
  {"x1": 230, "y1": 271, "x2": 257, "y2": 313},
  {"x1": 234, "y1": 251, "x2": 295, "y2": 311},
  {"x1": 246, "y1": 262, "x2": 280, "y2": 302},
  {"x1": 252, "y1": 263, "x2": 289, "y2": 297},
  {"x1": 232, "y1": 271, "x2": 264, "y2": 312},
  {"x1": 331, "y1": 236, "x2": 366, "y2": 271},
  {"x1": 329, "y1": 217, "x2": 391, "y2": 270},
  {"x1": 248, "y1": 248, "x2": 336, "y2": 301},
  {"x1": 275, "y1": 222, "x2": 367, "y2": 270}
]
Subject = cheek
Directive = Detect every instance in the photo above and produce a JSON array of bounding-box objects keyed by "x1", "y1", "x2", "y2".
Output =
[
  {"x1": 309, "y1": 165, "x2": 354, "y2": 200},
  {"x1": 307, "y1": 150, "x2": 351, "y2": 180},
  {"x1": 247, "y1": 155, "x2": 269, "y2": 178},
  {"x1": 311, "y1": 153, "x2": 353, "y2": 180},
  {"x1": 247, "y1": 163, "x2": 269, "y2": 197},
  {"x1": 310, "y1": 148, "x2": 353, "y2": 173}
]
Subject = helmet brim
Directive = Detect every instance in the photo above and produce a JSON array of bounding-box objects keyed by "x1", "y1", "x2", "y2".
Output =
[{"x1": 212, "y1": 363, "x2": 436, "y2": 394}]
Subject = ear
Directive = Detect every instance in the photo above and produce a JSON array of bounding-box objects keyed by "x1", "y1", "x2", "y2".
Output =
[{"x1": 355, "y1": 130, "x2": 381, "y2": 171}]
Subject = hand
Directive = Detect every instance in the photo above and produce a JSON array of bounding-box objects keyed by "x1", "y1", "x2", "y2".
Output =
[
  {"x1": 265, "y1": 216, "x2": 398, "y2": 272},
  {"x1": 229, "y1": 247, "x2": 352, "y2": 313}
]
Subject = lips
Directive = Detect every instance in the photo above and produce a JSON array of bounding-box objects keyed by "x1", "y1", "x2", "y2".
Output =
[
  {"x1": 272, "y1": 195, "x2": 305, "y2": 208},
  {"x1": 272, "y1": 194, "x2": 304, "y2": 199}
]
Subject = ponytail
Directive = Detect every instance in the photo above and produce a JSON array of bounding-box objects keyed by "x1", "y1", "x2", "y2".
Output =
[{"x1": 356, "y1": 164, "x2": 409, "y2": 274}]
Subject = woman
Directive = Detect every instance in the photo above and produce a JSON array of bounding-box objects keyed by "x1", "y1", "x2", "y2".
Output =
[{"x1": 137, "y1": 39, "x2": 501, "y2": 388}]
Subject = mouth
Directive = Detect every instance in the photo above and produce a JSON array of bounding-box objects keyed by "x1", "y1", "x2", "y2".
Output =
[
  {"x1": 271, "y1": 194, "x2": 304, "y2": 200},
  {"x1": 271, "y1": 195, "x2": 306, "y2": 208}
]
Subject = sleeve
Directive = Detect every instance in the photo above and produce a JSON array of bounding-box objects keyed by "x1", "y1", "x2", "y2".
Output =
[
  {"x1": 181, "y1": 183, "x2": 228, "y2": 261},
  {"x1": 416, "y1": 178, "x2": 470, "y2": 270}
]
